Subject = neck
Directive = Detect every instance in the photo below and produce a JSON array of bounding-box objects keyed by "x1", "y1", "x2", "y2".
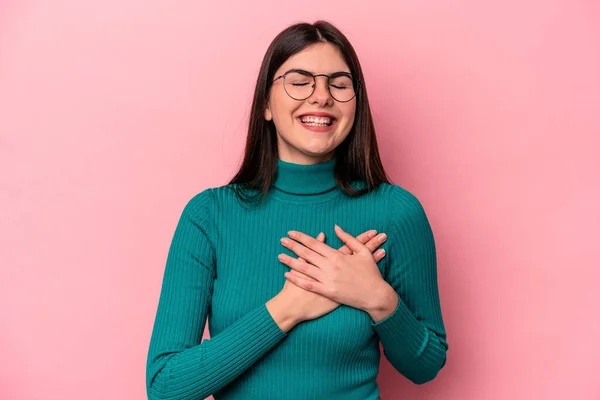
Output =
[{"x1": 272, "y1": 156, "x2": 338, "y2": 199}]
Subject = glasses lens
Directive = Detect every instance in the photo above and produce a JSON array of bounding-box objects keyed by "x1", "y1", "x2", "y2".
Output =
[
  {"x1": 284, "y1": 72, "x2": 315, "y2": 100},
  {"x1": 329, "y1": 74, "x2": 356, "y2": 102},
  {"x1": 283, "y1": 71, "x2": 357, "y2": 102}
]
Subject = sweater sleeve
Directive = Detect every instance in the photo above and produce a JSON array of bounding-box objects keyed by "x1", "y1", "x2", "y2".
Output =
[
  {"x1": 370, "y1": 185, "x2": 448, "y2": 384},
  {"x1": 146, "y1": 189, "x2": 288, "y2": 400}
]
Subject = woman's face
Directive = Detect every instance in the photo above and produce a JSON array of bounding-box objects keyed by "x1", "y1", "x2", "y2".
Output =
[{"x1": 265, "y1": 43, "x2": 357, "y2": 165}]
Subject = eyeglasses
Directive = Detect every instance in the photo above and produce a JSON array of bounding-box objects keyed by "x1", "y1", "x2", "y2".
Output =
[{"x1": 271, "y1": 69, "x2": 360, "y2": 103}]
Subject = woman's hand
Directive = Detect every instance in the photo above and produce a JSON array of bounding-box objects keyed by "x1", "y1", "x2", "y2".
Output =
[
  {"x1": 292, "y1": 229, "x2": 387, "y2": 282},
  {"x1": 278, "y1": 225, "x2": 389, "y2": 311},
  {"x1": 275, "y1": 228, "x2": 388, "y2": 325}
]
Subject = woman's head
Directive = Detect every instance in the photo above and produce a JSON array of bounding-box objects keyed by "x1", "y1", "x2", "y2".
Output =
[
  {"x1": 264, "y1": 42, "x2": 358, "y2": 164},
  {"x1": 230, "y1": 20, "x2": 390, "y2": 202}
]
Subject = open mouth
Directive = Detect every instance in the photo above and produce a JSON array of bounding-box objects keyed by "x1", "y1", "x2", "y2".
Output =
[{"x1": 296, "y1": 116, "x2": 337, "y2": 127}]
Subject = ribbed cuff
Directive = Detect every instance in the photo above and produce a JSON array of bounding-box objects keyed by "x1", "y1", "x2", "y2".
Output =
[{"x1": 371, "y1": 292, "x2": 428, "y2": 358}]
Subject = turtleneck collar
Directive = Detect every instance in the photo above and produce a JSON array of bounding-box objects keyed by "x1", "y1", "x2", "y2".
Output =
[{"x1": 273, "y1": 156, "x2": 338, "y2": 197}]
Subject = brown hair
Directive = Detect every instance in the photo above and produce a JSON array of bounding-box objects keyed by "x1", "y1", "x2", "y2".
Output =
[{"x1": 228, "y1": 20, "x2": 391, "y2": 204}]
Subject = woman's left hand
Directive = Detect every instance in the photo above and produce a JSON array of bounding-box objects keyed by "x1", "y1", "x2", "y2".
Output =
[{"x1": 278, "y1": 224, "x2": 389, "y2": 311}]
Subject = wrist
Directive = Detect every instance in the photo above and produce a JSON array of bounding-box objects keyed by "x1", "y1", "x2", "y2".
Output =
[
  {"x1": 365, "y1": 282, "x2": 398, "y2": 323},
  {"x1": 266, "y1": 294, "x2": 301, "y2": 333}
]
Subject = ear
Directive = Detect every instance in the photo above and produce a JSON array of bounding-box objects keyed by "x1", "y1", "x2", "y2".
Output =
[{"x1": 264, "y1": 103, "x2": 272, "y2": 121}]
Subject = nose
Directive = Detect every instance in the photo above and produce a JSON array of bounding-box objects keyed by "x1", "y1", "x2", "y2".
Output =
[{"x1": 307, "y1": 76, "x2": 334, "y2": 106}]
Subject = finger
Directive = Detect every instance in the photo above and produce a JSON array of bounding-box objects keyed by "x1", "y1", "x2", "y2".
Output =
[
  {"x1": 373, "y1": 248, "x2": 386, "y2": 263},
  {"x1": 334, "y1": 224, "x2": 367, "y2": 255},
  {"x1": 298, "y1": 232, "x2": 325, "y2": 261},
  {"x1": 297, "y1": 233, "x2": 324, "y2": 282},
  {"x1": 282, "y1": 235, "x2": 328, "y2": 267},
  {"x1": 289, "y1": 270, "x2": 315, "y2": 281},
  {"x1": 284, "y1": 271, "x2": 327, "y2": 295},
  {"x1": 363, "y1": 232, "x2": 388, "y2": 253},
  {"x1": 287, "y1": 230, "x2": 338, "y2": 259},
  {"x1": 278, "y1": 254, "x2": 324, "y2": 281},
  {"x1": 291, "y1": 270, "x2": 313, "y2": 279},
  {"x1": 338, "y1": 229, "x2": 376, "y2": 255}
]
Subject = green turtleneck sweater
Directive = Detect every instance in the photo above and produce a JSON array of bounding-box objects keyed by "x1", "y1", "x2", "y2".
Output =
[{"x1": 146, "y1": 157, "x2": 448, "y2": 400}]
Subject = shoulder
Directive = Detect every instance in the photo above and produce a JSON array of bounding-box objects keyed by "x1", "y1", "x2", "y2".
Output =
[
  {"x1": 181, "y1": 183, "x2": 252, "y2": 216},
  {"x1": 185, "y1": 187, "x2": 214, "y2": 207},
  {"x1": 183, "y1": 182, "x2": 242, "y2": 208},
  {"x1": 374, "y1": 183, "x2": 424, "y2": 210},
  {"x1": 379, "y1": 183, "x2": 432, "y2": 232},
  {"x1": 347, "y1": 181, "x2": 427, "y2": 218},
  {"x1": 180, "y1": 187, "x2": 215, "y2": 223}
]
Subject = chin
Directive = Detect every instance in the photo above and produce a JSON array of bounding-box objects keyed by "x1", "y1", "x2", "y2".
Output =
[{"x1": 300, "y1": 147, "x2": 335, "y2": 157}]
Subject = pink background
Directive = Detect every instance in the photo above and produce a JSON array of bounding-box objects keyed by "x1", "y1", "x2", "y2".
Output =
[{"x1": 1, "y1": 1, "x2": 599, "y2": 399}]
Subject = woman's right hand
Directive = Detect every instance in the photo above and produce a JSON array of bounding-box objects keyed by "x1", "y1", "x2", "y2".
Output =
[{"x1": 267, "y1": 229, "x2": 387, "y2": 330}]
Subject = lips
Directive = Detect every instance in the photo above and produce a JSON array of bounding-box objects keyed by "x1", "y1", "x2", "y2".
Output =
[
  {"x1": 296, "y1": 116, "x2": 338, "y2": 132},
  {"x1": 297, "y1": 112, "x2": 337, "y2": 119},
  {"x1": 297, "y1": 113, "x2": 337, "y2": 127},
  {"x1": 297, "y1": 116, "x2": 335, "y2": 126}
]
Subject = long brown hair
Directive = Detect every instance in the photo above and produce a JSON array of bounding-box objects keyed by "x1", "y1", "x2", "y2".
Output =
[{"x1": 228, "y1": 20, "x2": 391, "y2": 204}]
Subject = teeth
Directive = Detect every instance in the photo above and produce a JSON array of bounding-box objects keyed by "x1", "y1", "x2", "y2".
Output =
[{"x1": 300, "y1": 116, "x2": 332, "y2": 124}]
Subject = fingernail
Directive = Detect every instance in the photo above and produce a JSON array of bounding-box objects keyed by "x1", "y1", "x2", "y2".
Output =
[
  {"x1": 369, "y1": 230, "x2": 377, "y2": 238},
  {"x1": 379, "y1": 233, "x2": 387, "y2": 242},
  {"x1": 334, "y1": 224, "x2": 343, "y2": 232},
  {"x1": 281, "y1": 238, "x2": 290, "y2": 245},
  {"x1": 377, "y1": 249, "x2": 386, "y2": 256}
]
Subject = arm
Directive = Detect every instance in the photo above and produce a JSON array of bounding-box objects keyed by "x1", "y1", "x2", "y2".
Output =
[
  {"x1": 146, "y1": 189, "x2": 288, "y2": 400},
  {"x1": 369, "y1": 185, "x2": 448, "y2": 384}
]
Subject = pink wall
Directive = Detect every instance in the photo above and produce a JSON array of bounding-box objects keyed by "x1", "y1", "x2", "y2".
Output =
[{"x1": 1, "y1": 1, "x2": 599, "y2": 399}]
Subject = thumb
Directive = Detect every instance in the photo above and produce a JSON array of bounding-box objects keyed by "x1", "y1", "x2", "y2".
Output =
[
  {"x1": 298, "y1": 232, "x2": 324, "y2": 263},
  {"x1": 334, "y1": 224, "x2": 364, "y2": 254},
  {"x1": 294, "y1": 232, "x2": 323, "y2": 282}
]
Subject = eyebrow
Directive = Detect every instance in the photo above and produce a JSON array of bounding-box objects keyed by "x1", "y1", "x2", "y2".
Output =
[{"x1": 283, "y1": 68, "x2": 352, "y2": 76}]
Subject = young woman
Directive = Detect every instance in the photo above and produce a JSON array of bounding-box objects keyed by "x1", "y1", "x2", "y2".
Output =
[{"x1": 146, "y1": 20, "x2": 448, "y2": 400}]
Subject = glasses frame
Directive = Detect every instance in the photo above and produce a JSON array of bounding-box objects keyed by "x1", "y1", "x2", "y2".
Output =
[{"x1": 272, "y1": 69, "x2": 360, "y2": 103}]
